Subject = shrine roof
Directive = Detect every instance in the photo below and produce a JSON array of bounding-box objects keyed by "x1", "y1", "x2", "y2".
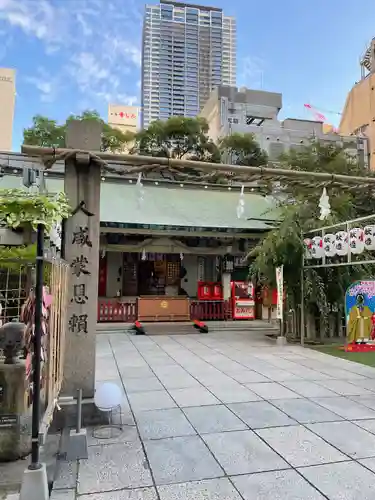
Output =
[
  {"x1": 99, "y1": 182, "x2": 277, "y2": 231},
  {"x1": 1, "y1": 174, "x2": 278, "y2": 231}
]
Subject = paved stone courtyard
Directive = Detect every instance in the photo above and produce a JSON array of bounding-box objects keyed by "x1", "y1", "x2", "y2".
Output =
[{"x1": 53, "y1": 330, "x2": 375, "y2": 499}]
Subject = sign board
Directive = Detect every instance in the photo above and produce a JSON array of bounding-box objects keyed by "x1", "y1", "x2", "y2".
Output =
[
  {"x1": 108, "y1": 105, "x2": 139, "y2": 128},
  {"x1": 345, "y1": 280, "x2": 375, "y2": 343},
  {"x1": 0, "y1": 414, "x2": 18, "y2": 428},
  {"x1": 276, "y1": 266, "x2": 284, "y2": 320}
]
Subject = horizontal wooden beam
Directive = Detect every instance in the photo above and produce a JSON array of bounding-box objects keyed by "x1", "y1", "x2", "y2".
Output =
[{"x1": 21, "y1": 145, "x2": 375, "y2": 188}]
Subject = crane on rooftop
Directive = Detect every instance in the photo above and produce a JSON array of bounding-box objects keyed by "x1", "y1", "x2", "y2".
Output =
[{"x1": 303, "y1": 103, "x2": 341, "y2": 133}]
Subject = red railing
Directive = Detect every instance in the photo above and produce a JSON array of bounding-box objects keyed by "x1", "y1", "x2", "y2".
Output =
[
  {"x1": 190, "y1": 300, "x2": 232, "y2": 321},
  {"x1": 97, "y1": 299, "x2": 137, "y2": 323},
  {"x1": 98, "y1": 299, "x2": 233, "y2": 323}
]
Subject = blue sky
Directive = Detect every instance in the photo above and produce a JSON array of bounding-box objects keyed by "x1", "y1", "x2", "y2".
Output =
[{"x1": 1, "y1": 0, "x2": 375, "y2": 150}]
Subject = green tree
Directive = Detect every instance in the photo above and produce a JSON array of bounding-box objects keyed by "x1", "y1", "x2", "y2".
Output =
[
  {"x1": 134, "y1": 116, "x2": 222, "y2": 182},
  {"x1": 23, "y1": 115, "x2": 66, "y2": 148},
  {"x1": 250, "y1": 141, "x2": 375, "y2": 332},
  {"x1": 219, "y1": 132, "x2": 268, "y2": 167},
  {"x1": 135, "y1": 116, "x2": 220, "y2": 161},
  {"x1": 23, "y1": 110, "x2": 134, "y2": 153}
]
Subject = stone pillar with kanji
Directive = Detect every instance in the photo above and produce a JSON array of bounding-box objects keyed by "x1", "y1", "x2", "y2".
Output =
[{"x1": 62, "y1": 121, "x2": 102, "y2": 398}]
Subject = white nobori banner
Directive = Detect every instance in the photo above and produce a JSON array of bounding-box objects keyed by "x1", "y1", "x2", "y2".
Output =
[{"x1": 276, "y1": 265, "x2": 284, "y2": 320}]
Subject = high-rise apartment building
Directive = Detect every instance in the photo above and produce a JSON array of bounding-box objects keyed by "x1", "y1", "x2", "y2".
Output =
[
  {"x1": 141, "y1": 1, "x2": 236, "y2": 128},
  {"x1": 0, "y1": 68, "x2": 16, "y2": 152}
]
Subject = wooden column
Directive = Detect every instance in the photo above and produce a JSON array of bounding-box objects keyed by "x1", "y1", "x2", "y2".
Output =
[{"x1": 62, "y1": 121, "x2": 102, "y2": 398}]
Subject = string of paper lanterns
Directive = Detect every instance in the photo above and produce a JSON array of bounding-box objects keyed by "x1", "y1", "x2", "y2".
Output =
[{"x1": 304, "y1": 225, "x2": 375, "y2": 259}]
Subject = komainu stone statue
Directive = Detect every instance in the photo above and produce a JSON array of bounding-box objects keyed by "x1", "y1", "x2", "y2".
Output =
[{"x1": 0, "y1": 321, "x2": 26, "y2": 364}]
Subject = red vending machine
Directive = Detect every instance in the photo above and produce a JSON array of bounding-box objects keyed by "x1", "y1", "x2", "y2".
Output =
[{"x1": 231, "y1": 281, "x2": 255, "y2": 320}]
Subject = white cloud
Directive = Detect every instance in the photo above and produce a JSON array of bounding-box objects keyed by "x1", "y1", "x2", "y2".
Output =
[
  {"x1": 26, "y1": 77, "x2": 53, "y2": 101},
  {"x1": 70, "y1": 52, "x2": 111, "y2": 89},
  {"x1": 25, "y1": 67, "x2": 61, "y2": 102},
  {"x1": 69, "y1": 50, "x2": 137, "y2": 106},
  {"x1": 106, "y1": 36, "x2": 142, "y2": 67},
  {"x1": 0, "y1": 28, "x2": 12, "y2": 60},
  {"x1": 0, "y1": 0, "x2": 142, "y2": 105},
  {"x1": 0, "y1": 0, "x2": 70, "y2": 45},
  {"x1": 238, "y1": 56, "x2": 266, "y2": 90},
  {"x1": 96, "y1": 91, "x2": 138, "y2": 106}
]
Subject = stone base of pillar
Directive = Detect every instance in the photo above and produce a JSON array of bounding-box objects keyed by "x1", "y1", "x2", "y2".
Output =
[{"x1": 19, "y1": 464, "x2": 49, "y2": 500}]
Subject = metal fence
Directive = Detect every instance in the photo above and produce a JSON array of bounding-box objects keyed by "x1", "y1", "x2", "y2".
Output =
[
  {"x1": 285, "y1": 305, "x2": 346, "y2": 343},
  {"x1": 44, "y1": 258, "x2": 69, "y2": 433},
  {"x1": 0, "y1": 257, "x2": 69, "y2": 437}
]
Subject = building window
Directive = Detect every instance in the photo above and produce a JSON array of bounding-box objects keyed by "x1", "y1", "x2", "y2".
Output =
[
  {"x1": 246, "y1": 116, "x2": 265, "y2": 126},
  {"x1": 161, "y1": 4, "x2": 173, "y2": 20}
]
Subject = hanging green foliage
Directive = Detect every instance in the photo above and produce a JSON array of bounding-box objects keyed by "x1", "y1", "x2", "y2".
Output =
[
  {"x1": 0, "y1": 189, "x2": 71, "y2": 231},
  {"x1": 0, "y1": 243, "x2": 53, "y2": 285},
  {"x1": 0, "y1": 244, "x2": 37, "y2": 271},
  {"x1": 250, "y1": 141, "x2": 375, "y2": 325},
  {"x1": 0, "y1": 244, "x2": 37, "y2": 261}
]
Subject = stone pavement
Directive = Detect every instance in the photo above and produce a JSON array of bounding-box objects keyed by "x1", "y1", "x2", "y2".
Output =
[{"x1": 52, "y1": 330, "x2": 375, "y2": 499}]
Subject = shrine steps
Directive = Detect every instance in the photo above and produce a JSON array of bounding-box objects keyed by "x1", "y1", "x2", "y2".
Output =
[{"x1": 97, "y1": 320, "x2": 278, "y2": 336}]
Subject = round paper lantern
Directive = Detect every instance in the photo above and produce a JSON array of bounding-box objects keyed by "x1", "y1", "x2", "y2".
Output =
[
  {"x1": 303, "y1": 238, "x2": 313, "y2": 260},
  {"x1": 95, "y1": 382, "x2": 122, "y2": 410},
  {"x1": 335, "y1": 231, "x2": 348, "y2": 256},
  {"x1": 364, "y1": 225, "x2": 375, "y2": 251},
  {"x1": 323, "y1": 233, "x2": 336, "y2": 257},
  {"x1": 349, "y1": 227, "x2": 365, "y2": 255},
  {"x1": 311, "y1": 236, "x2": 324, "y2": 259}
]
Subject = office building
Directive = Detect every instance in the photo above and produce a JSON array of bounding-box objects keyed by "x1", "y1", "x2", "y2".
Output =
[
  {"x1": 108, "y1": 104, "x2": 139, "y2": 135},
  {"x1": 200, "y1": 85, "x2": 369, "y2": 167},
  {"x1": 141, "y1": 1, "x2": 236, "y2": 128},
  {"x1": 339, "y1": 38, "x2": 375, "y2": 170},
  {"x1": 107, "y1": 104, "x2": 139, "y2": 153},
  {"x1": 0, "y1": 68, "x2": 16, "y2": 152}
]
